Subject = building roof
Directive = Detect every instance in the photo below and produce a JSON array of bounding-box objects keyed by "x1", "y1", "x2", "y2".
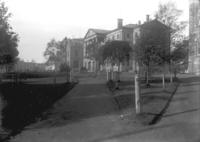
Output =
[
  {"x1": 124, "y1": 24, "x2": 138, "y2": 28},
  {"x1": 84, "y1": 28, "x2": 110, "y2": 39},
  {"x1": 107, "y1": 24, "x2": 138, "y2": 35},
  {"x1": 139, "y1": 19, "x2": 170, "y2": 29},
  {"x1": 90, "y1": 29, "x2": 110, "y2": 34}
]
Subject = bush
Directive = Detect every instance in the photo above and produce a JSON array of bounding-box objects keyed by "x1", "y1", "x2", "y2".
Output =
[
  {"x1": 107, "y1": 80, "x2": 116, "y2": 92},
  {"x1": 59, "y1": 63, "x2": 70, "y2": 72},
  {"x1": 80, "y1": 67, "x2": 87, "y2": 72}
]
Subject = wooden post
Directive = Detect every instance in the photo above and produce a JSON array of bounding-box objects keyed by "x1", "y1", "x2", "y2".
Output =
[
  {"x1": 106, "y1": 70, "x2": 109, "y2": 81},
  {"x1": 170, "y1": 60, "x2": 173, "y2": 83},
  {"x1": 162, "y1": 73, "x2": 165, "y2": 89},
  {"x1": 135, "y1": 73, "x2": 141, "y2": 114}
]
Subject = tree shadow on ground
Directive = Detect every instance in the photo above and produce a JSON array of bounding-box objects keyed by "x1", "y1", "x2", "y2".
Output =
[
  {"x1": 113, "y1": 93, "x2": 134, "y2": 109},
  {"x1": 0, "y1": 82, "x2": 76, "y2": 139},
  {"x1": 180, "y1": 76, "x2": 200, "y2": 84},
  {"x1": 163, "y1": 108, "x2": 200, "y2": 118},
  {"x1": 17, "y1": 83, "x2": 130, "y2": 131}
]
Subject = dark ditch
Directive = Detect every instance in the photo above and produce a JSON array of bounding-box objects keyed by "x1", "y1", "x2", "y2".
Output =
[{"x1": 0, "y1": 82, "x2": 76, "y2": 141}]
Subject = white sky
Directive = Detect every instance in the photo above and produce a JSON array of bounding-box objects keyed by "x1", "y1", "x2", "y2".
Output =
[{"x1": 5, "y1": 0, "x2": 189, "y2": 63}]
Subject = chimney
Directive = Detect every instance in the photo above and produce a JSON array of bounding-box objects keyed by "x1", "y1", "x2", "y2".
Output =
[
  {"x1": 146, "y1": 14, "x2": 150, "y2": 22},
  {"x1": 155, "y1": 14, "x2": 159, "y2": 20},
  {"x1": 117, "y1": 18, "x2": 123, "y2": 28},
  {"x1": 138, "y1": 20, "x2": 141, "y2": 25}
]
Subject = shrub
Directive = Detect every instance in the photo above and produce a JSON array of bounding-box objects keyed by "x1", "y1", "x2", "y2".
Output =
[{"x1": 59, "y1": 63, "x2": 70, "y2": 72}]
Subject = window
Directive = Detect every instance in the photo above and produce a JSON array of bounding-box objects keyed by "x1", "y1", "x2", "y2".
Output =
[
  {"x1": 127, "y1": 33, "x2": 130, "y2": 39},
  {"x1": 117, "y1": 34, "x2": 120, "y2": 39},
  {"x1": 112, "y1": 36, "x2": 115, "y2": 40},
  {"x1": 75, "y1": 50, "x2": 78, "y2": 57},
  {"x1": 73, "y1": 60, "x2": 79, "y2": 68}
]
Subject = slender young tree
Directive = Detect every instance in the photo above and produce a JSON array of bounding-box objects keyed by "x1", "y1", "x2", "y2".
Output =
[
  {"x1": 134, "y1": 20, "x2": 170, "y2": 88},
  {"x1": 43, "y1": 37, "x2": 68, "y2": 71}
]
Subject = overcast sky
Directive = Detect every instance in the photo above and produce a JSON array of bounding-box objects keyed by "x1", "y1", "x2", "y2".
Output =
[{"x1": 5, "y1": 0, "x2": 189, "y2": 63}]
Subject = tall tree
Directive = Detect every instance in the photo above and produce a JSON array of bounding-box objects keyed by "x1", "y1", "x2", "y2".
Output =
[
  {"x1": 44, "y1": 39, "x2": 60, "y2": 65},
  {"x1": 43, "y1": 37, "x2": 68, "y2": 70},
  {"x1": 155, "y1": 1, "x2": 187, "y2": 84},
  {"x1": 0, "y1": 0, "x2": 19, "y2": 67},
  {"x1": 171, "y1": 38, "x2": 189, "y2": 78},
  {"x1": 134, "y1": 21, "x2": 170, "y2": 87},
  {"x1": 155, "y1": 1, "x2": 187, "y2": 46}
]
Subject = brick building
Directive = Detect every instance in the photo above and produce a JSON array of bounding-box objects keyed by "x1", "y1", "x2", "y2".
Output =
[{"x1": 188, "y1": 0, "x2": 200, "y2": 75}]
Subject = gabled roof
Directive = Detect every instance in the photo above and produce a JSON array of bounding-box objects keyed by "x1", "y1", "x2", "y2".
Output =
[
  {"x1": 140, "y1": 19, "x2": 170, "y2": 29},
  {"x1": 107, "y1": 24, "x2": 138, "y2": 35},
  {"x1": 90, "y1": 29, "x2": 110, "y2": 34},
  {"x1": 124, "y1": 24, "x2": 138, "y2": 28},
  {"x1": 84, "y1": 28, "x2": 110, "y2": 39}
]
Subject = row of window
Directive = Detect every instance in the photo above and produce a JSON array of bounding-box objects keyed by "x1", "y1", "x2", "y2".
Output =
[
  {"x1": 107, "y1": 33, "x2": 131, "y2": 41},
  {"x1": 189, "y1": 45, "x2": 200, "y2": 56}
]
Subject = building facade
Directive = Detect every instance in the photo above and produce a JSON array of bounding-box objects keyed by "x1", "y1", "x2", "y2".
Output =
[
  {"x1": 106, "y1": 19, "x2": 136, "y2": 44},
  {"x1": 83, "y1": 29, "x2": 109, "y2": 72},
  {"x1": 105, "y1": 19, "x2": 137, "y2": 71},
  {"x1": 188, "y1": 0, "x2": 200, "y2": 75},
  {"x1": 66, "y1": 38, "x2": 84, "y2": 72},
  {"x1": 83, "y1": 17, "x2": 169, "y2": 73}
]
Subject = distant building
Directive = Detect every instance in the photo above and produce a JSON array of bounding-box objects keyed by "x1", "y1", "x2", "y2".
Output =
[
  {"x1": 66, "y1": 38, "x2": 84, "y2": 72},
  {"x1": 188, "y1": 0, "x2": 200, "y2": 75},
  {"x1": 83, "y1": 29, "x2": 109, "y2": 72}
]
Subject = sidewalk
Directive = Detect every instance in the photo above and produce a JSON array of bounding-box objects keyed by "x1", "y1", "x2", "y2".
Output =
[{"x1": 10, "y1": 74, "x2": 179, "y2": 142}]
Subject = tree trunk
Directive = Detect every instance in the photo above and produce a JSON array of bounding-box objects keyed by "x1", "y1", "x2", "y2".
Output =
[
  {"x1": 106, "y1": 70, "x2": 109, "y2": 81},
  {"x1": 146, "y1": 65, "x2": 150, "y2": 87},
  {"x1": 170, "y1": 61, "x2": 173, "y2": 83},
  {"x1": 111, "y1": 65, "x2": 114, "y2": 80},
  {"x1": 170, "y1": 72, "x2": 173, "y2": 83},
  {"x1": 115, "y1": 62, "x2": 121, "y2": 89},
  {"x1": 135, "y1": 73, "x2": 141, "y2": 114},
  {"x1": 162, "y1": 72, "x2": 165, "y2": 89},
  {"x1": 174, "y1": 69, "x2": 177, "y2": 79},
  {"x1": 117, "y1": 62, "x2": 121, "y2": 81}
]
